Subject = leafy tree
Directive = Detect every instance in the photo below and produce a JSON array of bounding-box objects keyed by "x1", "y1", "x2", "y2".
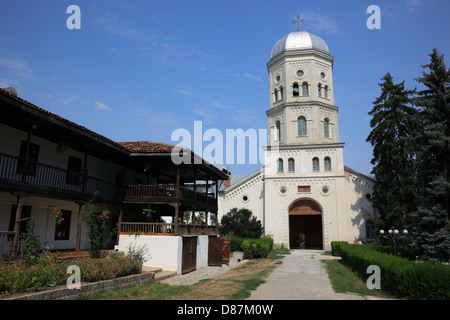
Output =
[
  {"x1": 218, "y1": 207, "x2": 264, "y2": 238},
  {"x1": 410, "y1": 48, "x2": 450, "y2": 261},
  {"x1": 366, "y1": 73, "x2": 419, "y2": 231}
]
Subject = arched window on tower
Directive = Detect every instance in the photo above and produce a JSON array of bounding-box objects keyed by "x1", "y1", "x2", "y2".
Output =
[
  {"x1": 288, "y1": 158, "x2": 295, "y2": 172},
  {"x1": 324, "y1": 157, "x2": 331, "y2": 171},
  {"x1": 275, "y1": 120, "x2": 281, "y2": 141},
  {"x1": 297, "y1": 116, "x2": 307, "y2": 136},
  {"x1": 274, "y1": 89, "x2": 279, "y2": 102},
  {"x1": 277, "y1": 158, "x2": 284, "y2": 173},
  {"x1": 302, "y1": 82, "x2": 309, "y2": 96},
  {"x1": 280, "y1": 86, "x2": 284, "y2": 100},
  {"x1": 312, "y1": 157, "x2": 320, "y2": 172},
  {"x1": 293, "y1": 83, "x2": 299, "y2": 96},
  {"x1": 318, "y1": 84, "x2": 322, "y2": 97},
  {"x1": 324, "y1": 118, "x2": 330, "y2": 138},
  {"x1": 324, "y1": 85, "x2": 329, "y2": 99}
]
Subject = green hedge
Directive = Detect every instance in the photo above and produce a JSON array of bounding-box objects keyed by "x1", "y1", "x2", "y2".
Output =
[
  {"x1": 0, "y1": 256, "x2": 142, "y2": 295},
  {"x1": 331, "y1": 241, "x2": 450, "y2": 300},
  {"x1": 230, "y1": 237, "x2": 274, "y2": 259}
]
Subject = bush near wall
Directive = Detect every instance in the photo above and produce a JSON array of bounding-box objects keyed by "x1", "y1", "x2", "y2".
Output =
[
  {"x1": 230, "y1": 237, "x2": 274, "y2": 259},
  {"x1": 0, "y1": 256, "x2": 142, "y2": 295},
  {"x1": 331, "y1": 241, "x2": 450, "y2": 300}
]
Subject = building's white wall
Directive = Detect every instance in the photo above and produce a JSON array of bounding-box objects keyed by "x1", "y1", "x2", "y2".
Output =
[
  {"x1": 115, "y1": 235, "x2": 211, "y2": 275},
  {"x1": 116, "y1": 235, "x2": 182, "y2": 273}
]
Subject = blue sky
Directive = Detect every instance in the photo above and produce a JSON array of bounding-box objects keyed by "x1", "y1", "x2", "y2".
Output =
[{"x1": 1, "y1": 0, "x2": 449, "y2": 176}]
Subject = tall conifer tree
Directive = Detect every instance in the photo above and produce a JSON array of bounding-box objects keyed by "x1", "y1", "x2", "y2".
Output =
[
  {"x1": 367, "y1": 73, "x2": 418, "y2": 232},
  {"x1": 411, "y1": 48, "x2": 450, "y2": 261}
]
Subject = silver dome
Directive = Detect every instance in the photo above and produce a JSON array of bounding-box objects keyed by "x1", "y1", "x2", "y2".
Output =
[{"x1": 270, "y1": 31, "x2": 329, "y2": 59}]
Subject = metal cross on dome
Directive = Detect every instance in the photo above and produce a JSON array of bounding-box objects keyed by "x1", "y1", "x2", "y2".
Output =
[{"x1": 292, "y1": 14, "x2": 305, "y2": 31}]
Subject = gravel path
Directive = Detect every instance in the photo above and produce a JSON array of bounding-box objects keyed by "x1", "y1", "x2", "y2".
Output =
[{"x1": 159, "y1": 252, "x2": 247, "y2": 286}]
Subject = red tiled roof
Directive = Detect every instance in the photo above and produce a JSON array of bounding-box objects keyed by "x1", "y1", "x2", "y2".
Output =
[{"x1": 117, "y1": 141, "x2": 187, "y2": 153}]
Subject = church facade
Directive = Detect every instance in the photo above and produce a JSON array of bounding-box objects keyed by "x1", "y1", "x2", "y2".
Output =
[{"x1": 218, "y1": 29, "x2": 377, "y2": 250}]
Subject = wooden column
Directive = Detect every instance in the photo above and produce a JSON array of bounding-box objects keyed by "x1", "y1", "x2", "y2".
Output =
[
  {"x1": 75, "y1": 203, "x2": 83, "y2": 252},
  {"x1": 12, "y1": 196, "x2": 23, "y2": 254},
  {"x1": 174, "y1": 204, "x2": 179, "y2": 235},
  {"x1": 192, "y1": 207, "x2": 196, "y2": 234},
  {"x1": 116, "y1": 209, "x2": 123, "y2": 246},
  {"x1": 21, "y1": 127, "x2": 33, "y2": 183}
]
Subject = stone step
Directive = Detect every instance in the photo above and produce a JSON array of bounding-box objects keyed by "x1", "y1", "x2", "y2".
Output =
[
  {"x1": 142, "y1": 266, "x2": 176, "y2": 282},
  {"x1": 154, "y1": 270, "x2": 177, "y2": 282}
]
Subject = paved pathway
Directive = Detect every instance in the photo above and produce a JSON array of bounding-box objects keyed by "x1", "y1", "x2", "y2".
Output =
[{"x1": 247, "y1": 249, "x2": 365, "y2": 300}]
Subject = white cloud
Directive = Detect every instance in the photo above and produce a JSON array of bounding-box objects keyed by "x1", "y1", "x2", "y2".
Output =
[
  {"x1": 0, "y1": 77, "x2": 17, "y2": 88},
  {"x1": 60, "y1": 95, "x2": 78, "y2": 104},
  {"x1": 300, "y1": 11, "x2": 338, "y2": 35},
  {"x1": 244, "y1": 73, "x2": 263, "y2": 82},
  {"x1": 193, "y1": 108, "x2": 218, "y2": 124},
  {"x1": 174, "y1": 89, "x2": 197, "y2": 97},
  {"x1": 406, "y1": 0, "x2": 422, "y2": 12},
  {"x1": 94, "y1": 101, "x2": 110, "y2": 111},
  {"x1": 0, "y1": 57, "x2": 32, "y2": 78}
]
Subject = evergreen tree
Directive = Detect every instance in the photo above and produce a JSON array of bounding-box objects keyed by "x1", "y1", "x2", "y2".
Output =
[
  {"x1": 366, "y1": 73, "x2": 419, "y2": 232},
  {"x1": 411, "y1": 48, "x2": 450, "y2": 262},
  {"x1": 218, "y1": 207, "x2": 264, "y2": 238}
]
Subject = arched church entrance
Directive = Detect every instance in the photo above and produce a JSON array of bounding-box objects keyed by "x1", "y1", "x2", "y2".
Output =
[{"x1": 289, "y1": 199, "x2": 323, "y2": 249}]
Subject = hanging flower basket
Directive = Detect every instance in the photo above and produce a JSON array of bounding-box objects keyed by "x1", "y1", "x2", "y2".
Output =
[{"x1": 53, "y1": 206, "x2": 64, "y2": 225}]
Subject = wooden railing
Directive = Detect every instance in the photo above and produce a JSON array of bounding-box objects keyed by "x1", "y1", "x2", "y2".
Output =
[
  {"x1": 0, "y1": 231, "x2": 20, "y2": 256},
  {"x1": 119, "y1": 222, "x2": 217, "y2": 236},
  {"x1": 124, "y1": 185, "x2": 176, "y2": 202},
  {"x1": 120, "y1": 222, "x2": 175, "y2": 235},
  {"x1": 0, "y1": 152, "x2": 123, "y2": 200},
  {"x1": 124, "y1": 185, "x2": 216, "y2": 206}
]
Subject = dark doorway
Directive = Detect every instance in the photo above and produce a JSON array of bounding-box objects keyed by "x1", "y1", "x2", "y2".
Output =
[{"x1": 289, "y1": 199, "x2": 323, "y2": 249}]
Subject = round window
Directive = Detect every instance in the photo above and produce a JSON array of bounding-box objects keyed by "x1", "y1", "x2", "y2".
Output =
[
  {"x1": 242, "y1": 195, "x2": 249, "y2": 202},
  {"x1": 276, "y1": 75, "x2": 281, "y2": 83},
  {"x1": 321, "y1": 185, "x2": 330, "y2": 196},
  {"x1": 320, "y1": 72, "x2": 326, "y2": 79},
  {"x1": 297, "y1": 70, "x2": 304, "y2": 77}
]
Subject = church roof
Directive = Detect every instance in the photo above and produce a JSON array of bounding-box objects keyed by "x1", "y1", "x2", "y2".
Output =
[{"x1": 270, "y1": 31, "x2": 329, "y2": 59}]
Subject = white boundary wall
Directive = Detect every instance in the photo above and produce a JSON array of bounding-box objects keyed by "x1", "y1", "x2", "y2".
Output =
[{"x1": 115, "y1": 234, "x2": 210, "y2": 275}]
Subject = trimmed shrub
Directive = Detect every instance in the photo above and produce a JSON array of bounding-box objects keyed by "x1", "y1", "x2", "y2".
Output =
[
  {"x1": 0, "y1": 256, "x2": 142, "y2": 295},
  {"x1": 331, "y1": 241, "x2": 450, "y2": 300},
  {"x1": 240, "y1": 237, "x2": 274, "y2": 259}
]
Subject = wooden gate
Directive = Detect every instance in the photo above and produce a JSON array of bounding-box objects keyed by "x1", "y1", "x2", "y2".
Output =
[
  {"x1": 208, "y1": 236, "x2": 222, "y2": 266},
  {"x1": 222, "y1": 237, "x2": 230, "y2": 264},
  {"x1": 182, "y1": 236, "x2": 197, "y2": 274},
  {"x1": 208, "y1": 237, "x2": 230, "y2": 266}
]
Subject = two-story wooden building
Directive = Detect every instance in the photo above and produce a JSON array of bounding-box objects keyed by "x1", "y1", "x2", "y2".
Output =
[{"x1": 0, "y1": 87, "x2": 229, "y2": 274}]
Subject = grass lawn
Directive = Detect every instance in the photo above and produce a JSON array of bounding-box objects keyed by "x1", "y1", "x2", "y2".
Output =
[
  {"x1": 77, "y1": 248, "x2": 291, "y2": 300},
  {"x1": 324, "y1": 258, "x2": 399, "y2": 299}
]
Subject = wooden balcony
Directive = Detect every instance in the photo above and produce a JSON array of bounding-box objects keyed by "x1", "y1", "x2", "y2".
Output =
[
  {"x1": 119, "y1": 222, "x2": 217, "y2": 236},
  {"x1": 123, "y1": 185, "x2": 218, "y2": 211},
  {"x1": 0, "y1": 152, "x2": 124, "y2": 203}
]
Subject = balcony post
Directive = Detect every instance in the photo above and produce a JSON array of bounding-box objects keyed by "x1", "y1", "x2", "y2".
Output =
[
  {"x1": 12, "y1": 196, "x2": 23, "y2": 255},
  {"x1": 75, "y1": 202, "x2": 82, "y2": 252},
  {"x1": 116, "y1": 209, "x2": 123, "y2": 245},
  {"x1": 174, "y1": 203, "x2": 179, "y2": 235}
]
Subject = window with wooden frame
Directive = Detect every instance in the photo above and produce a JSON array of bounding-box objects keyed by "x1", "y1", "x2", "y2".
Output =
[
  {"x1": 55, "y1": 210, "x2": 71, "y2": 240},
  {"x1": 17, "y1": 140, "x2": 40, "y2": 176},
  {"x1": 298, "y1": 186, "x2": 311, "y2": 193}
]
